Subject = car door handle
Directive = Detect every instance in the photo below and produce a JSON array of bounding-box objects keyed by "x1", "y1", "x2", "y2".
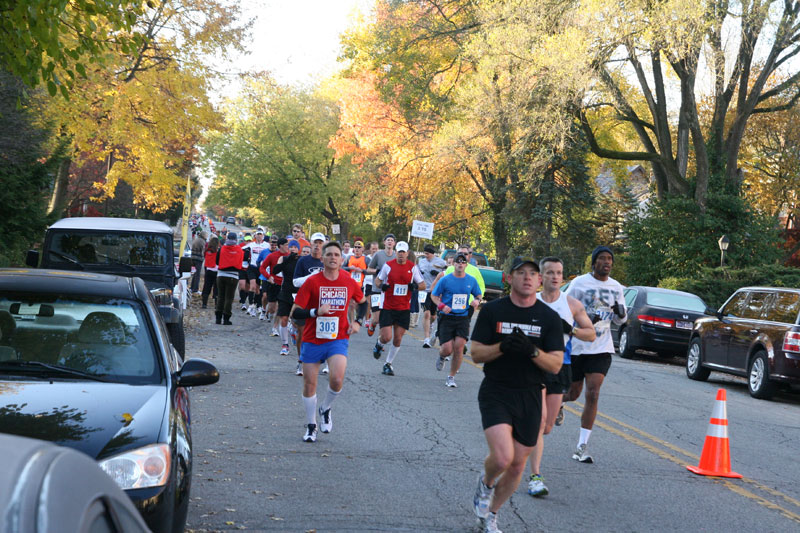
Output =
[{"x1": 749, "y1": 329, "x2": 758, "y2": 334}]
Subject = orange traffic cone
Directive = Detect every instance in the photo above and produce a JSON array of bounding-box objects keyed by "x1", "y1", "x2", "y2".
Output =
[{"x1": 686, "y1": 388, "x2": 742, "y2": 478}]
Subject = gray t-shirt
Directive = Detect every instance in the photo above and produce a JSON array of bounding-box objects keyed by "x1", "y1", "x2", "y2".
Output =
[
  {"x1": 417, "y1": 256, "x2": 447, "y2": 290},
  {"x1": 368, "y1": 249, "x2": 396, "y2": 274}
]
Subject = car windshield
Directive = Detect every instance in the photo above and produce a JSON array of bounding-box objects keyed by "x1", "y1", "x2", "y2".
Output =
[
  {"x1": 0, "y1": 294, "x2": 161, "y2": 384},
  {"x1": 646, "y1": 291, "x2": 706, "y2": 312},
  {"x1": 49, "y1": 231, "x2": 170, "y2": 267}
]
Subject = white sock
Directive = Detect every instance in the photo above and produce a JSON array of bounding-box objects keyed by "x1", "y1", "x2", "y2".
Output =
[
  {"x1": 377, "y1": 339, "x2": 388, "y2": 348},
  {"x1": 303, "y1": 394, "x2": 317, "y2": 425},
  {"x1": 386, "y1": 344, "x2": 400, "y2": 364},
  {"x1": 320, "y1": 386, "x2": 340, "y2": 412},
  {"x1": 579, "y1": 427, "x2": 592, "y2": 446},
  {"x1": 280, "y1": 325, "x2": 289, "y2": 344}
]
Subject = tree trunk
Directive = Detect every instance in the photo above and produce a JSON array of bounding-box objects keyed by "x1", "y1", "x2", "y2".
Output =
[
  {"x1": 492, "y1": 203, "x2": 510, "y2": 266},
  {"x1": 47, "y1": 157, "x2": 72, "y2": 217}
]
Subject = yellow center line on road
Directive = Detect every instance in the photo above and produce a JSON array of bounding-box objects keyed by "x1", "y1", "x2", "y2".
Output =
[{"x1": 566, "y1": 402, "x2": 800, "y2": 523}]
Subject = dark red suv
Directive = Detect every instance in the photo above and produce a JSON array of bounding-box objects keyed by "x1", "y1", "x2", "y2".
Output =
[{"x1": 686, "y1": 287, "x2": 800, "y2": 399}]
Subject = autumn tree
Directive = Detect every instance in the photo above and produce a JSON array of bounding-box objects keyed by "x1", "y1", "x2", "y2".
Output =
[
  {"x1": 204, "y1": 76, "x2": 365, "y2": 237},
  {"x1": 45, "y1": 0, "x2": 249, "y2": 216}
]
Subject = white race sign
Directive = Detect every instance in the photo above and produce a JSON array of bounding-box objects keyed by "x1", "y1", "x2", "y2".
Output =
[
  {"x1": 332, "y1": 224, "x2": 341, "y2": 234},
  {"x1": 411, "y1": 220, "x2": 434, "y2": 240}
]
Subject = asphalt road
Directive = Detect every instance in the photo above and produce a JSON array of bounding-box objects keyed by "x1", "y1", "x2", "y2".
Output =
[{"x1": 182, "y1": 300, "x2": 800, "y2": 532}]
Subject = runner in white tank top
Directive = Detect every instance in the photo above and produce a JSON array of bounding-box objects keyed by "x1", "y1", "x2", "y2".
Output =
[{"x1": 527, "y1": 257, "x2": 596, "y2": 497}]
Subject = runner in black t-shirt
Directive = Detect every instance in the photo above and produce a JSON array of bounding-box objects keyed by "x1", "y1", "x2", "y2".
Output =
[{"x1": 469, "y1": 257, "x2": 564, "y2": 533}]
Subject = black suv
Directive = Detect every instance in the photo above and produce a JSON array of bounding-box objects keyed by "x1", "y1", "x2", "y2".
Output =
[
  {"x1": 687, "y1": 287, "x2": 800, "y2": 399},
  {"x1": 26, "y1": 217, "x2": 191, "y2": 357}
]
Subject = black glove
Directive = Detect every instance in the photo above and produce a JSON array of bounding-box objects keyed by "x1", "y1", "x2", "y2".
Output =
[
  {"x1": 561, "y1": 319, "x2": 575, "y2": 335},
  {"x1": 381, "y1": 283, "x2": 391, "y2": 292},
  {"x1": 591, "y1": 313, "x2": 602, "y2": 324},
  {"x1": 500, "y1": 327, "x2": 535, "y2": 358},
  {"x1": 289, "y1": 251, "x2": 298, "y2": 259},
  {"x1": 429, "y1": 269, "x2": 439, "y2": 276},
  {"x1": 408, "y1": 281, "x2": 419, "y2": 291},
  {"x1": 612, "y1": 301, "x2": 626, "y2": 318}
]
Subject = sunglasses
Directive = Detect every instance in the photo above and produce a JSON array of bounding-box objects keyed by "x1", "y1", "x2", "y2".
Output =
[
  {"x1": 455, "y1": 258, "x2": 467, "y2": 264},
  {"x1": 355, "y1": 245, "x2": 363, "y2": 248}
]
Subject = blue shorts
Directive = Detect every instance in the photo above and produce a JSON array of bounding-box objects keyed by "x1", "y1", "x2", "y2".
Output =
[{"x1": 300, "y1": 339, "x2": 350, "y2": 364}]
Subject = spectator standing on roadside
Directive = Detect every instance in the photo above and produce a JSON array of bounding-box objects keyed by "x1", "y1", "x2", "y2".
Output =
[
  {"x1": 201, "y1": 235, "x2": 220, "y2": 309},
  {"x1": 470, "y1": 257, "x2": 564, "y2": 533},
  {"x1": 190, "y1": 231, "x2": 207, "y2": 294},
  {"x1": 563, "y1": 246, "x2": 626, "y2": 463},
  {"x1": 215, "y1": 232, "x2": 244, "y2": 325}
]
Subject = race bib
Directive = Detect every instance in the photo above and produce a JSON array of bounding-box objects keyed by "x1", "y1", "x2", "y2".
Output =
[
  {"x1": 351, "y1": 271, "x2": 362, "y2": 283},
  {"x1": 315, "y1": 316, "x2": 339, "y2": 339},
  {"x1": 242, "y1": 261, "x2": 249, "y2": 268},
  {"x1": 393, "y1": 284, "x2": 408, "y2": 296},
  {"x1": 370, "y1": 293, "x2": 382, "y2": 307},
  {"x1": 451, "y1": 294, "x2": 468, "y2": 310},
  {"x1": 418, "y1": 291, "x2": 427, "y2": 304}
]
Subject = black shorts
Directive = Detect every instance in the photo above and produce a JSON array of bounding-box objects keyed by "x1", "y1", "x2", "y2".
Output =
[
  {"x1": 238, "y1": 269, "x2": 249, "y2": 281},
  {"x1": 260, "y1": 279, "x2": 271, "y2": 293},
  {"x1": 379, "y1": 309, "x2": 410, "y2": 330},
  {"x1": 247, "y1": 266, "x2": 260, "y2": 281},
  {"x1": 478, "y1": 379, "x2": 542, "y2": 447},
  {"x1": 544, "y1": 363, "x2": 572, "y2": 394},
  {"x1": 571, "y1": 353, "x2": 612, "y2": 382},
  {"x1": 267, "y1": 283, "x2": 282, "y2": 302},
  {"x1": 277, "y1": 297, "x2": 294, "y2": 317},
  {"x1": 437, "y1": 314, "x2": 470, "y2": 343},
  {"x1": 423, "y1": 292, "x2": 437, "y2": 314}
]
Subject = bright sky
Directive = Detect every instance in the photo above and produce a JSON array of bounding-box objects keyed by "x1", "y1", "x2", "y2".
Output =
[{"x1": 216, "y1": 0, "x2": 373, "y2": 94}]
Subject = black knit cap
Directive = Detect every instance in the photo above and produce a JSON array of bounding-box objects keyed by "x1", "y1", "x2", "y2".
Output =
[{"x1": 591, "y1": 246, "x2": 614, "y2": 265}]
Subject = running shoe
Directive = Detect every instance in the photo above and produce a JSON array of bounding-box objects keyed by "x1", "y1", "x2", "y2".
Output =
[
  {"x1": 270, "y1": 328, "x2": 279, "y2": 337},
  {"x1": 572, "y1": 443, "x2": 593, "y2": 463},
  {"x1": 555, "y1": 405, "x2": 564, "y2": 426},
  {"x1": 318, "y1": 407, "x2": 332, "y2": 433},
  {"x1": 445, "y1": 376, "x2": 457, "y2": 388},
  {"x1": 280, "y1": 344, "x2": 289, "y2": 356},
  {"x1": 423, "y1": 338, "x2": 432, "y2": 349},
  {"x1": 241, "y1": 303, "x2": 248, "y2": 311},
  {"x1": 321, "y1": 363, "x2": 329, "y2": 375},
  {"x1": 258, "y1": 310, "x2": 265, "y2": 320},
  {"x1": 436, "y1": 356, "x2": 445, "y2": 371},
  {"x1": 483, "y1": 512, "x2": 501, "y2": 533},
  {"x1": 473, "y1": 474, "x2": 493, "y2": 519},
  {"x1": 373, "y1": 342, "x2": 384, "y2": 360},
  {"x1": 303, "y1": 423, "x2": 317, "y2": 443},
  {"x1": 527, "y1": 474, "x2": 548, "y2": 497},
  {"x1": 367, "y1": 323, "x2": 375, "y2": 337},
  {"x1": 295, "y1": 363, "x2": 303, "y2": 376},
  {"x1": 382, "y1": 362, "x2": 394, "y2": 376}
]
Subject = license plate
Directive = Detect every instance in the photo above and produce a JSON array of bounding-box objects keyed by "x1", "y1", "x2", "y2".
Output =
[{"x1": 676, "y1": 320, "x2": 693, "y2": 330}]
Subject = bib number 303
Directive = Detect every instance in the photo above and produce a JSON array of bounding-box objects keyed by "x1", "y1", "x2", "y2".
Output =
[{"x1": 316, "y1": 316, "x2": 339, "y2": 339}]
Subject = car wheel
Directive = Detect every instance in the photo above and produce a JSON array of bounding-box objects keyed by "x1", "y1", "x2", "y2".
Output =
[
  {"x1": 748, "y1": 350, "x2": 775, "y2": 400},
  {"x1": 618, "y1": 327, "x2": 636, "y2": 359},
  {"x1": 686, "y1": 337, "x2": 710, "y2": 381},
  {"x1": 167, "y1": 318, "x2": 186, "y2": 359}
]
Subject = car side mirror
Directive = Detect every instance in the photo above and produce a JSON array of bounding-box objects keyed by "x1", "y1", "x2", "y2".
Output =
[
  {"x1": 176, "y1": 358, "x2": 219, "y2": 387},
  {"x1": 178, "y1": 256, "x2": 193, "y2": 273},
  {"x1": 26, "y1": 250, "x2": 39, "y2": 268}
]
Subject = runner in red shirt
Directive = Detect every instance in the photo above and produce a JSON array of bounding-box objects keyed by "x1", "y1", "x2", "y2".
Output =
[
  {"x1": 291, "y1": 241, "x2": 368, "y2": 443},
  {"x1": 372, "y1": 241, "x2": 425, "y2": 376},
  {"x1": 260, "y1": 237, "x2": 289, "y2": 335}
]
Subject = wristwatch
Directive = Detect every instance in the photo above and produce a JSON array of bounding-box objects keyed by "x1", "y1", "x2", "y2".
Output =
[{"x1": 531, "y1": 346, "x2": 540, "y2": 359}]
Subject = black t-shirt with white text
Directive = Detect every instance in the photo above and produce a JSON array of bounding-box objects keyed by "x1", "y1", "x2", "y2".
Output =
[{"x1": 470, "y1": 296, "x2": 564, "y2": 389}]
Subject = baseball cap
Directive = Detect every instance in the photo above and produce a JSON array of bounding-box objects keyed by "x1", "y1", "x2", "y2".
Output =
[
  {"x1": 310, "y1": 232, "x2": 326, "y2": 242},
  {"x1": 383, "y1": 233, "x2": 396, "y2": 241},
  {"x1": 227, "y1": 232, "x2": 237, "y2": 241},
  {"x1": 454, "y1": 252, "x2": 468, "y2": 263},
  {"x1": 255, "y1": 229, "x2": 264, "y2": 235},
  {"x1": 244, "y1": 234, "x2": 253, "y2": 241},
  {"x1": 354, "y1": 240, "x2": 364, "y2": 247},
  {"x1": 423, "y1": 244, "x2": 436, "y2": 254},
  {"x1": 396, "y1": 241, "x2": 409, "y2": 252},
  {"x1": 509, "y1": 256, "x2": 539, "y2": 273}
]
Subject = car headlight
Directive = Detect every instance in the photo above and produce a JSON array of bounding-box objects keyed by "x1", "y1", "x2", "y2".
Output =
[
  {"x1": 99, "y1": 443, "x2": 171, "y2": 489},
  {"x1": 150, "y1": 288, "x2": 173, "y2": 307}
]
